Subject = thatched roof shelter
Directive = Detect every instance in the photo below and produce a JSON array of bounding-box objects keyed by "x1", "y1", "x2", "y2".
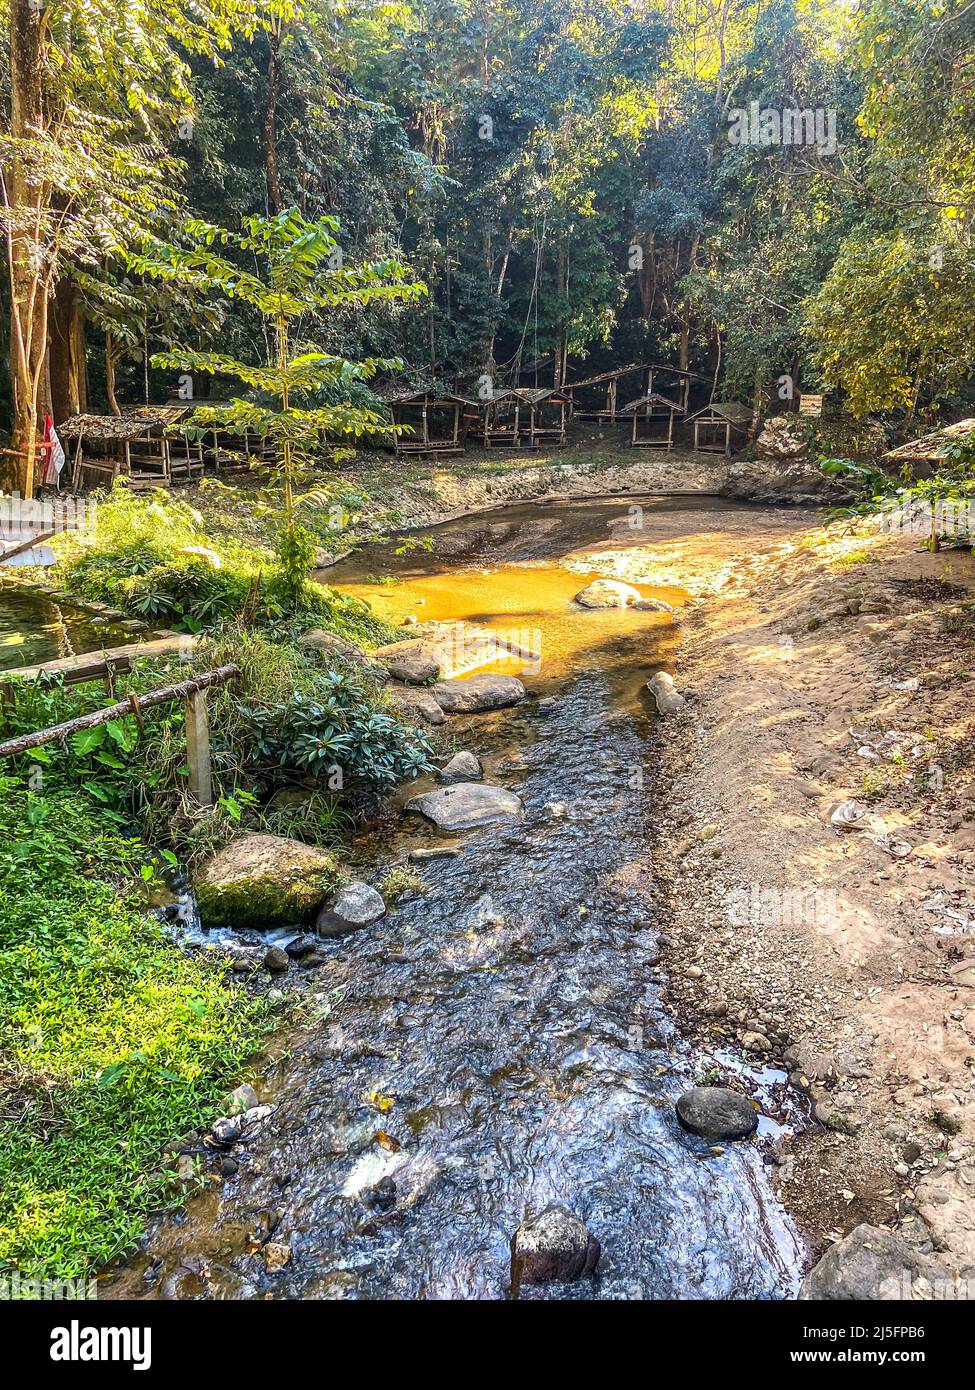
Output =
[
  {"x1": 687, "y1": 401, "x2": 753, "y2": 456},
  {"x1": 58, "y1": 413, "x2": 155, "y2": 442},
  {"x1": 379, "y1": 387, "x2": 479, "y2": 457},
  {"x1": 59, "y1": 410, "x2": 203, "y2": 488},
  {"x1": 619, "y1": 391, "x2": 684, "y2": 450},
  {"x1": 482, "y1": 387, "x2": 569, "y2": 449}
]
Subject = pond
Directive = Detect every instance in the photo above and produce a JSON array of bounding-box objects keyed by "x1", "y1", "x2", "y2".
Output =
[{"x1": 0, "y1": 586, "x2": 138, "y2": 672}]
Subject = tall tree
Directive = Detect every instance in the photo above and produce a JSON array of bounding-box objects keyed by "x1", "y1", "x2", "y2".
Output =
[{"x1": 2, "y1": 0, "x2": 267, "y2": 492}]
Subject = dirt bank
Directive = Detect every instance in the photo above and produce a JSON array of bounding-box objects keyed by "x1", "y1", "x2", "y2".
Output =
[
  {"x1": 317, "y1": 443, "x2": 733, "y2": 552},
  {"x1": 572, "y1": 509, "x2": 975, "y2": 1286}
]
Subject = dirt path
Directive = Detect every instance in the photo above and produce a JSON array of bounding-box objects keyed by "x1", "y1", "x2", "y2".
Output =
[{"x1": 572, "y1": 507, "x2": 975, "y2": 1287}]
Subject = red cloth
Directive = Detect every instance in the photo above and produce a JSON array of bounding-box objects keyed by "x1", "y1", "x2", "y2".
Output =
[{"x1": 40, "y1": 414, "x2": 65, "y2": 487}]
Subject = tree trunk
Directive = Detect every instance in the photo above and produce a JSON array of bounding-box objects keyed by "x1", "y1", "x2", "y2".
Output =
[
  {"x1": 750, "y1": 362, "x2": 765, "y2": 439},
  {"x1": 639, "y1": 232, "x2": 656, "y2": 320},
  {"x1": 105, "y1": 332, "x2": 120, "y2": 416},
  {"x1": 264, "y1": 24, "x2": 283, "y2": 213},
  {"x1": 678, "y1": 232, "x2": 700, "y2": 375},
  {"x1": 7, "y1": 0, "x2": 51, "y2": 493},
  {"x1": 49, "y1": 278, "x2": 88, "y2": 421},
  {"x1": 553, "y1": 240, "x2": 566, "y2": 388}
]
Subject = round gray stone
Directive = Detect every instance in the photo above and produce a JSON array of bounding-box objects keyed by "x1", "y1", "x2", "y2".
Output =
[
  {"x1": 405, "y1": 782, "x2": 523, "y2": 831},
  {"x1": 316, "y1": 881, "x2": 387, "y2": 936},
  {"x1": 511, "y1": 1205, "x2": 600, "y2": 1285},
  {"x1": 676, "y1": 1086, "x2": 759, "y2": 1141}
]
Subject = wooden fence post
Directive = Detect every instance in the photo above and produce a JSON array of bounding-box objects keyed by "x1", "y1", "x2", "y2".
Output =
[{"x1": 184, "y1": 688, "x2": 213, "y2": 807}]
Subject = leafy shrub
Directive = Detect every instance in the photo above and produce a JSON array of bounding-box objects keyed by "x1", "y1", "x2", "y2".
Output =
[
  {"x1": 53, "y1": 485, "x2": 395, "y2": 642},
  {"x1": 237, "y1": 673, "x2": 431, "y2": 787},
  {"x1": 0, "y1": 627, "x2": 432, "y2": 859}
]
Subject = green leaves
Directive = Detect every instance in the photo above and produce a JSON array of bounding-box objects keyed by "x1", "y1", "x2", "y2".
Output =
[
  {"x1": 805, "y1": 231, "x2": 975, "y2": 416},
  {"x1": 136, "y1": 207, "x2": 425, "y2": 610},
  {"x1": 132, "y1": 207, "x2": 424, "y2": 320},
  {"x1": 69, "y1": 719, "x2": 140, "y2": 767}
]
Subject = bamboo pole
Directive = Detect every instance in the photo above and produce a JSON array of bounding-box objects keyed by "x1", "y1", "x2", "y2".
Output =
[
  {"x1": 0, "y1": 664, "x2": 240, "y2": 760},
  {"x1": 0, "y1": 529, "x2": 55, "y2": 564}
]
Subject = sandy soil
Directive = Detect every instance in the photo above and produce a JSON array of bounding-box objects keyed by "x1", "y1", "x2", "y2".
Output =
[{"x1": 571, "y1": 506, "x2": 975, "y2": 1283}]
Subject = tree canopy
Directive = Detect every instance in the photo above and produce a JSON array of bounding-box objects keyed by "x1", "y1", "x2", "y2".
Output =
[{"x1": 3, "y1": 0, "x2": 975, "y2": 487}]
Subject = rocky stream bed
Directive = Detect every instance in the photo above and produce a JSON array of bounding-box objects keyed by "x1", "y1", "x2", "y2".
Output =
[{"x1": 103, "y1": 495, "x2": 821, "y2": 1301}]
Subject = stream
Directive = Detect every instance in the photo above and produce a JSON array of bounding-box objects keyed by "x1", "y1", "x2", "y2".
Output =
[{"x1": 108, "y1": 494, "x2": 805, "y2": 1301}]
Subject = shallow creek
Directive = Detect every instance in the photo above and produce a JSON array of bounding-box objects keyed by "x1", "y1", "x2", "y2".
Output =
[{"x1": 109, "y1": 494, "x2": 805, "y2": 1300}]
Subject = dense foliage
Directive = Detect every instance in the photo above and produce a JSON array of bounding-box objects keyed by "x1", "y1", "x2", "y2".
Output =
[
  {"x1": 55, "y1": 485, "x2": 391, "y2": 638},
  {"x1": 5, "y1": 0, "x2": 975, "y2": 451}
]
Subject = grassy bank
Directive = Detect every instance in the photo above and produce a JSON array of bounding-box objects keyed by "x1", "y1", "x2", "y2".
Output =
[
  {"x1": 0, "y1": 784, "x2": 272, "y2": 1281},
  {"x1": 1, "y1": 487, "x2": 434, "y2": 1283}
]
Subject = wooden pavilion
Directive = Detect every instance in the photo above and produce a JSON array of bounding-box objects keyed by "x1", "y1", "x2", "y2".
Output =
[
  {"x1": 619, "y1": 391, "x2": 684, "y2": 450},
  {"x1": 61, "y1": 406, "x2": 204, "y2": 489},
  {"x1": 566, "y1": 363, "x2": 705, "y2": 422},
  {"x1": 688, "y1": 402, "x2": 753, "y2": 456},
  {"x1": 383, "y1": 389, "x2": 478, "y2": 457},
  {"x1": 482, "y1": 387, "x2": 569, "y2": 449}
]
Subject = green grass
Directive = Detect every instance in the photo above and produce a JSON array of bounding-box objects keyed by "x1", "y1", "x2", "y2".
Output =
[{"x1": 0, "y1": 783, "x2": 272, "y2": 1281}]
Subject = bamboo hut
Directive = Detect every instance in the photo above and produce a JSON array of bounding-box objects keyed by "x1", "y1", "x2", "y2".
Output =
[
  {"x1": 482, "y1": 387, "x2": 569, "y2": 449},
  {"x1": 619, "y1": 391, "x2": 684, "y2": 449},
  {"x1": 518, "y1": 356, "x2": 555, "y2": 388},
  {"x1": 184, "y1": 401, "x2": 279, "y2": 472},
  {"x1": 566, "y1": 365, "x2": 646, "y2": 423},
  {"x1": 60, "y1": 406, "x2": 204, "y2": 489},
  {"x1": 688, "y1": 402, "x2": 753, "y2": 456},
  {"x1": 383, "y1": 389, "x2": 478, "y2": 457},
  {"x1": 566, "y1": 363, "x2": 704, "y2": 421}
]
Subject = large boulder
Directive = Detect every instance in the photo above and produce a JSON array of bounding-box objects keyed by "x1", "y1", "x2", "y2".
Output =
[
  {"x1": 300, "y1": 629, "x2": 389, "y2": 681},
  {"x1": 575, "y1": 578, "x2": 642, "y2": 609},
  {"x1": 316, "y1": 881, "x2": 386, "y2": 936},
  {"x1": 676, "y1": 1086, "x2": 759, "y2": 1141},
  {"x1": 511, "y1": 1205, "x2": 600, "y2": 1285},
  {"x1": 300, "y1": 629, "x2": 363, "y2": 660},
  {"x1": 195, "y1": 833, "x2": 338, "y2": 928},
  {"x1": 405, "y1": 782, "x2": 523, "y2": 831},
  {"x1": 800, "y1": 1225, "x2": 936, "y2": 1301},
  {"x1": 374, "y1": 639, "x2": 443, "y2": 684},
  {"x1": 720, "y1": 457, "x2": 856, "y2": 506},
  {"x1": 755, "y1": 414, "x2": 809, "y2": 460},
  {"x1": 431, "y1": 673, "x2": 525, "y2": 713},
  {"x1": 438, "y1": 751, "x2": 482, "y2": 782}
]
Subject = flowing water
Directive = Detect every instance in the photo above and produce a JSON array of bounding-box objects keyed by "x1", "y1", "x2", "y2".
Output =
[{"x1": 108, "y1": 494, "x2": 805, "y2": 1301}]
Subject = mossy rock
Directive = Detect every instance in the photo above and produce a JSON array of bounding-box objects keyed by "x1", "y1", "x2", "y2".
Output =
[{"x1": 195, "y1": 832, "x2": 339, "y2": 928}]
